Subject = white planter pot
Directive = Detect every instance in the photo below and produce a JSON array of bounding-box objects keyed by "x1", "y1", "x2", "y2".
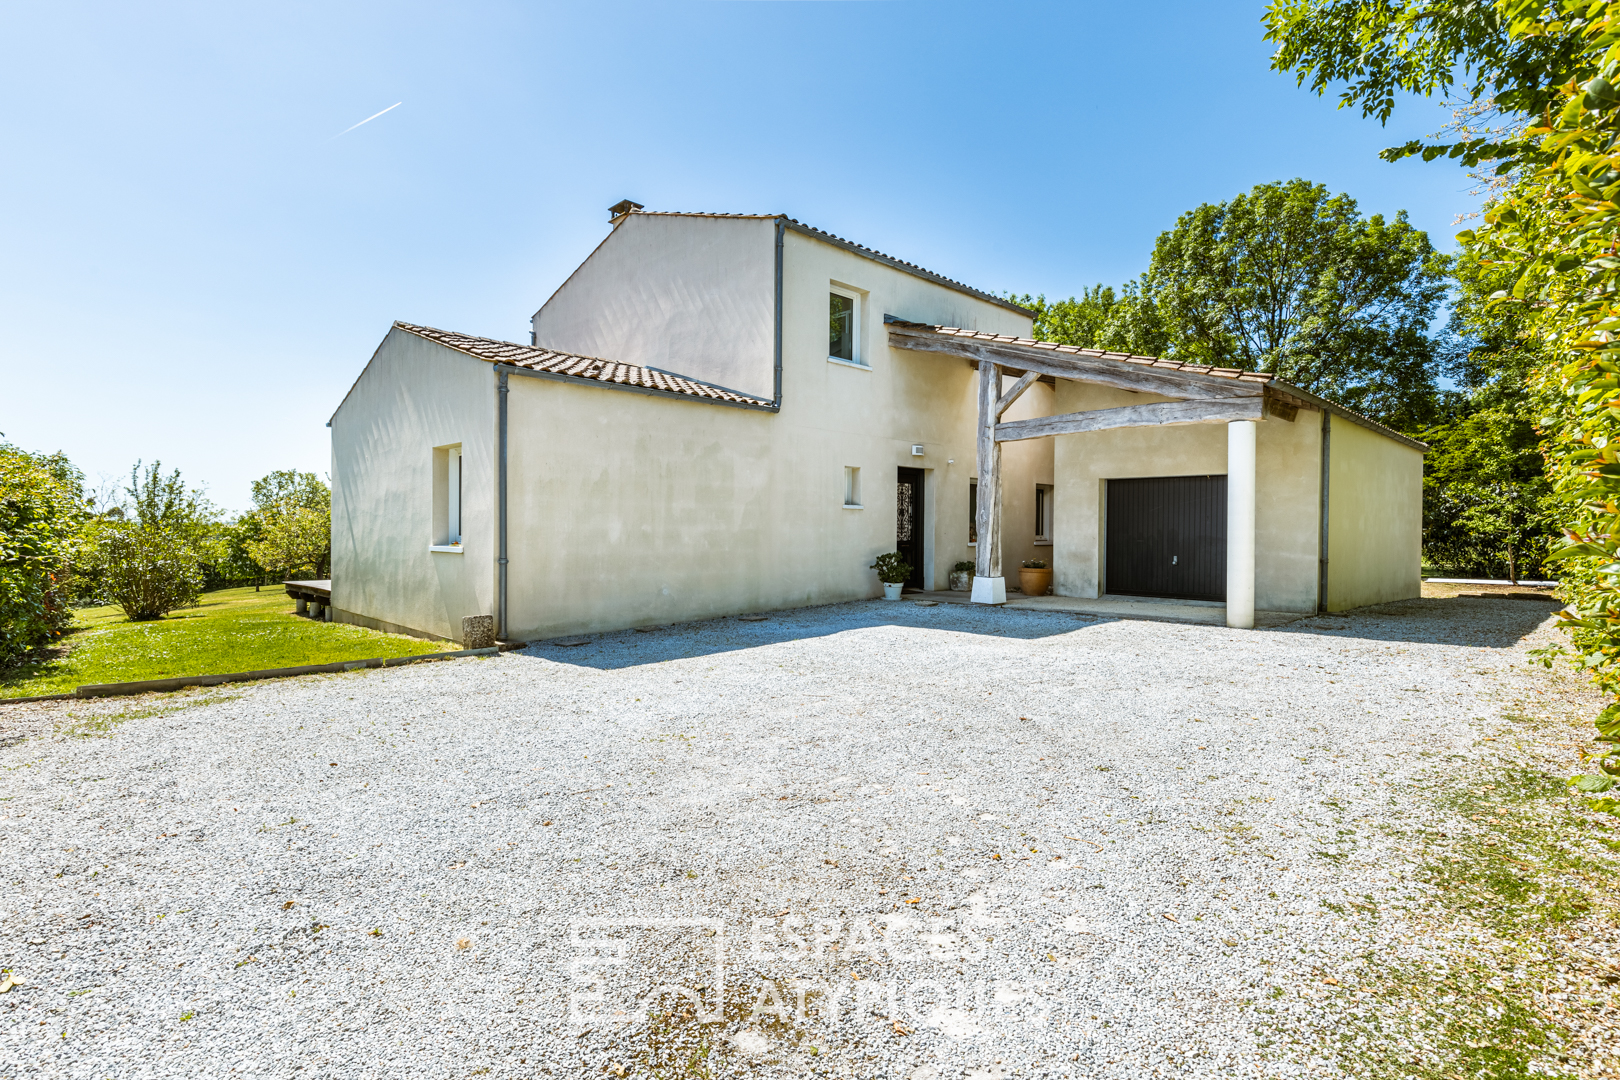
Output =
[
  {"x1": 949, "y1": 570, "x2": 971, "y2": 591},
  {"x1": 883, "y1": 582, "x2": 904, "y2": 600}
]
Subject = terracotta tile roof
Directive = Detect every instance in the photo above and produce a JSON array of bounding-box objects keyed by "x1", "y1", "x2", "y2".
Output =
[
  {"x1": 624, "y1": 210, "x2": 1033, "y2": 316},
  {"x1": 886, "y1": 320, "x2": 1427, "y2": 451},
  {"x1": 393, "y1": 322, "x2": 775, "y2": 408},
  {"x1": 892, "y1": 322, "x2": 1276, "y2": 383}
]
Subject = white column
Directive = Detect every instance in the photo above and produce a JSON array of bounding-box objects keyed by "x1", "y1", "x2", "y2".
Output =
[{"x1": 1226, "y1": 420, "x2": 1256, "y2": 629}]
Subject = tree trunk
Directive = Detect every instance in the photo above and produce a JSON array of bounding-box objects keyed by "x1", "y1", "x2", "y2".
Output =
[{"x1": 1507, "y1": 543, "x2": 1518, "y2": 586}]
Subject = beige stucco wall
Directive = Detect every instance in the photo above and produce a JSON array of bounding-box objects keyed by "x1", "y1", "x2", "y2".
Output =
[
  {"x1": 1049, "y1": 382, "x2": 1323, "y2": 613},
  {"x1": 329, "y1": 328, "x2": 495, "y2": 642},
  {"x1": 531, "y1": 214, "x2": 777, "y2": 400},
  {"x1": 1325, "y1": 416, "x2": 1423, "y2": 610},
  {"x1": 503, "y1": 230, "x2": 1040, "y2": 638},
  {"x1": 335, "y1": 225, "x2": 1046, "y2": 642}
]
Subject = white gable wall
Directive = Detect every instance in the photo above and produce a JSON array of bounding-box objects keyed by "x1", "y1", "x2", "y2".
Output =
[
  {"x1": 531, "y1": 215, "x2": 777, "y2": 400},
  {"x1": 330, "y1": 328, "x2": 495, "y2": 642}
]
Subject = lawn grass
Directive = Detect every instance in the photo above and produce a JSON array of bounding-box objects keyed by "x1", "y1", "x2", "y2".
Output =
[{"x1": 0, "y1": 586, "x2": 449, "y2": 698}]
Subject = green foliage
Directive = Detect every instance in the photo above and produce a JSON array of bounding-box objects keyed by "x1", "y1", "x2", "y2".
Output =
[
  {"x1": 245, "y1": 504, "x2": 329, "y2": 579},
  {"x1": 250, "y1": 469, "x2": 329, "y2": 515},
  {"x1": 1146, "y1": 179, "x2": 1451, "y2": 429},
  {"x1": 1422, "y1": 406, "x2": 1554, "y2": 580},
  {"x1": 1013, "y1": 179, "x2": 1449, "y2": 429},
  {"x1": 1268, "y1": 0, "x2": 1620, "y2": 779},
  {"x1": 952, "y1": 560, "x2": 975, "y2": 572},
  {"x1": 1007, "y1": 284, "x2": 1170, "y2": 357},
  {"x1": 0, "y1": 444, "x2": 88, "y2": 666},
  {"x1": 84, "y1": 462, "x2": 220, "y2": 621},
  {"x1": 869, "y1": 551, "x2": 913, "y2": 584},
  {"x1": 1264, "y1": 0, "x2": 1591, "y2": 163},
  {"x1": 239, "y1": 470, "x2": 330, "y2": 580},
  {"x1": 1022, "y1": 559, "x2": 1048, "y2": 569}
]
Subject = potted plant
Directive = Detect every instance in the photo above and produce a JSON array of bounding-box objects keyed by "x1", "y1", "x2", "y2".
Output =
[
  {"x1": 1019, "y1": 559, "x2": 1052, "y2": 597},
  {"x1": 870, "y1": 552, "x2": 913, "y2": 600},
  {"x1": 949, "y1": 560, "x2": 973, "y2": 592}
]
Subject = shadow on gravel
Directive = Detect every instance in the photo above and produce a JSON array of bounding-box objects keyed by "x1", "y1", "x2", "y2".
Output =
[
  {"x1": 519, "y1": 599, "x2": 1115, "y2": 670},
  {"x1": 520, "y1": 595, "x2": 1562, "y2": 672},
  {"x1": 1275, "y1": 596, "x2": 1562, "y2": 649}
]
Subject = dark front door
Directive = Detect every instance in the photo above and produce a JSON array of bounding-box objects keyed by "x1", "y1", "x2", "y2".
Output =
[
  {"x1": 896, "y1": 467, "x2": 925, "y2": 591},
  {"x1": 1106, "y1": 475, "x2": 1226, "y2": 601}
]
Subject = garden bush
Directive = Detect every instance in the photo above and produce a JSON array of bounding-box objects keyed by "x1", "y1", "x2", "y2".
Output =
[{"x1": 0, "y1": 445, "x2": 87, "y2": 666}]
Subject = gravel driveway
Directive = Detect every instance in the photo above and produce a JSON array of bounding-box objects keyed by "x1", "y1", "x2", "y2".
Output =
[{"x1": 0, "y1": 596, "x2": 1561, "y2": 1079}]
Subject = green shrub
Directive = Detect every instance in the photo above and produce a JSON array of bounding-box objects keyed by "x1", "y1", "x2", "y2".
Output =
[
  {"x1": 952, "y1": 560, "x2": 975, "y2": 573},
  {"x1": 0, "y1": 445, "x2": 87, "y2": 666},
  {"x1": 870, "y1": 552, "x2": 913, "y2": 584},
  {"x1": 82, "y1": 462, "x2": 220, "y2": 621},
  {"x1": 85, "y1": 520, "x2": 207, "y2": 621}
]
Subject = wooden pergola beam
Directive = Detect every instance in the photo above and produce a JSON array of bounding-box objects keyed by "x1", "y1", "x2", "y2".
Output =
[
  {"x1": 995, "y1": 370, "x2": 1040, "y2": 418},
  {"x1": 887, "y1": 325, "x2": 1265, "y2": 401},
  {"x1": 994, "y1": 397, "x2": 1265, "y2": 443}
]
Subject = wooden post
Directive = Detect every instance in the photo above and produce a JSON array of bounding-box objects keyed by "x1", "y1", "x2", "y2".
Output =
[{"x1": 972, "y1": 358, "x2": 1006, "y2": 605}]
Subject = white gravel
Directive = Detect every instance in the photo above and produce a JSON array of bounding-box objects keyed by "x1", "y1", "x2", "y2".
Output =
[{"x1": 0, "y1": 596, "x2": 1559, "y2": 1079}]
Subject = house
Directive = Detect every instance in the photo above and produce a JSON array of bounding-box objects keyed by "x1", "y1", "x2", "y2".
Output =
[{"x1": 328, "y1": 202, "x2": 1422, "y2": 643}]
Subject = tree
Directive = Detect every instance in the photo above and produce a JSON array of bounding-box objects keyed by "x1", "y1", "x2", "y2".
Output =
[
  {"x1": 241, "y1": 470, "x2": 330, "y2": 580},
  {"x1": 1141, "y1": 179, "x2": 1451, "y2": 430},
  {"x1": 1265, "y1": 0, "x2": 1620, "y2": 783},
  {"x1": 1422, "y1": 407, "x2": 1552, "y2": 581},
  {"x1": 1420, "y1": 240, "x2": 1558, "y2": 580},
  {"x1": 85, "y1": 462, "x2": 220, "y2": 621},
  {"x1": 1008, "y1": 283, "x2": 1170, "y2": 357},
  {"x1": 250, "y1": 470, "x2": 330, "y2": 516},
  {"x1": 245, "y1": 505, "x2": 329, "y2": 579},
  {"x1": 0, "y1": 444, "x2": 88, "y2": 666}
]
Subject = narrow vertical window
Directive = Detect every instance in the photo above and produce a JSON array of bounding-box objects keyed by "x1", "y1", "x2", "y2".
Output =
[
  {"x1": 448, "y1": 448, "x2": 462, "y2": 544},
  {"x1": 433, "y1": 444, "x2": 464, "y2": 551},
  {"x1": 968, "y1": 480, "x2": 978, "y2": 544},
  {"x1": 828, "y1": 287, "x2": 863, "y2": 365},
  {"x1": 844, "y1": 466, "x2": 862, "y2": 508},
  {"x1": 1035, "y1": 484, "x2": 1053, "y2": 543}
]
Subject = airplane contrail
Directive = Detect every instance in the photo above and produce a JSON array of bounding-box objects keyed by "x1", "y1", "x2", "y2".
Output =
[{"x1": 332, "y1": 102, "x2": 402, "y2": 139}]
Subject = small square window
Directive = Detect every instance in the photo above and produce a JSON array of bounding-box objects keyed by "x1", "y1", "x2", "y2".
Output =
[
  {"x1": 844, "y1": 466, "x2": 862, "y2": 508},
  {"x1": 829, "y1": 287, "x2": 863, "y2": 366}
]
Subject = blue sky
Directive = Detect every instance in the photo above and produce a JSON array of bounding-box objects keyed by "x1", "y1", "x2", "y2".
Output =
[{"x1": 0, "y1": 1, "x2": 1473, "y2": 513}]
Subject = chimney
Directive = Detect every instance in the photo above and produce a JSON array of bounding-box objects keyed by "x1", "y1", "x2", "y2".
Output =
[{"x1": 608, "y1": 199, "x2": 644, "y2": 226}]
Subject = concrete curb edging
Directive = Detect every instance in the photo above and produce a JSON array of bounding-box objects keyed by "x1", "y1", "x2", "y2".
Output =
[{"x1": 0, "y1": 642, "x2": 527, "y2": 706}]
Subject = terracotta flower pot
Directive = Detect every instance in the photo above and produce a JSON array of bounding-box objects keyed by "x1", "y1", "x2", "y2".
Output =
[
  {"x1": 1018, "y1": 567, "x2": 1052, "y2": 596},
  {"x1": 949, "y1": 570, "x2": 971, "y2": 591}
]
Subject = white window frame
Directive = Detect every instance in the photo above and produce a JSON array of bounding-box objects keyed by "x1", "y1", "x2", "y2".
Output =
[
  {"x1": 431, "y1": 444, "x2": 464, "y2": 552},
  {"x1": 1034, "y1": 483, "x2": 1053, "y2": 545},
  {"x1": 827, "y1": 283, "x2": 866, "y2": 369},
  {"x1": 843, "y1": 466, "x2": 863, "y2": 509}
]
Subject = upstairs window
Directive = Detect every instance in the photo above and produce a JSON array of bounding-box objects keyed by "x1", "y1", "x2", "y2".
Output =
[
  {"x1": 829, "y1": 287, "x2": 863, "y2": 366},
  {"x1": 844, "y1": 466, "x2": 862, "y2": 508}
]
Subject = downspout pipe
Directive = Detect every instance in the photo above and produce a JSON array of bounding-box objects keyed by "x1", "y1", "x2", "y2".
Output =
[
  {"x1": 497, "y1": 367, "x2": 510, "y2": 640},
  {"x1": 773, "y1": 218, "x2": 784, "y2": 408},
  {"x1": 1318, "y1": 409, "x2": 1331, "y2": 612}
]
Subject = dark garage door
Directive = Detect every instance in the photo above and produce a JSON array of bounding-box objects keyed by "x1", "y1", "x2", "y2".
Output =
[{"x1": 1106, "y1": 475, "x2": 1226, "y2": 601}]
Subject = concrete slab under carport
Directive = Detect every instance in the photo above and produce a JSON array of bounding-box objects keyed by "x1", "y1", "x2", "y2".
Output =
[{"x1": 908, "y1": 589, "x2": 1310, "y2": 628}]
